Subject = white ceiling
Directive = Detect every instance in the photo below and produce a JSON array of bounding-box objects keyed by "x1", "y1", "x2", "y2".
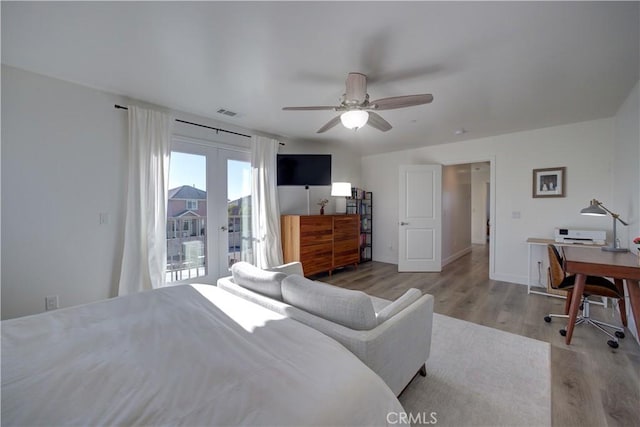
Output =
[{"x1": 2, "y1": 2, "x2": 638, "y2": 155}]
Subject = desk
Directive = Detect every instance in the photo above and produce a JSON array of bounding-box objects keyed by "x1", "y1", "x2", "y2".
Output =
[{"x1": 563, "y1": 246, "x2": 640, "y2": 345}]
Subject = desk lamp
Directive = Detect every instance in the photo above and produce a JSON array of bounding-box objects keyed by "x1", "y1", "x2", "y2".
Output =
[{"x1": 580, "y1": 199, "x2": 629, "y2": 252}]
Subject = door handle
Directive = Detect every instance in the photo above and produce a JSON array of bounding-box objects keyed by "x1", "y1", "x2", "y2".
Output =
[
  {"x1": 220, "y1": 226, "x2": 228, "y2": 231},
  {"x1": 400, "y1": 222, "x2": 409, "y2": 226}
]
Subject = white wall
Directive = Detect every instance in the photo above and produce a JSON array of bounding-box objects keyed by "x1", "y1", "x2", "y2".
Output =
[
  {"x1": 442, "y1": 164, "x2": 472, "y2": 265},
  {"x1": 613, "y1": 81, "x2": 639, "y2": 250},
  {"x1": 1, "y1": 65, "x2": 360, "y2": 319},
  {"x1": 362, "y1": 118, "x2": 614, "y2": 284},
  {"x1": 613, "y1": 80, "x2": 639, "y2": 340},
  {"x1": 2, "y1": 65, "x2": 128, "y2": 320}
]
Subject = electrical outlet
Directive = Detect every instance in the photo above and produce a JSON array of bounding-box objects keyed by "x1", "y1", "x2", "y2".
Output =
[{"x1": 45, "y1": 295, "x2": 59, "y2": 311}]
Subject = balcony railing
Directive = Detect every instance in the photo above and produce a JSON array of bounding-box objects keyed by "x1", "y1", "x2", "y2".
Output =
[{"x1": 165, "y1": 214, "x2": 251, "y2": 282}]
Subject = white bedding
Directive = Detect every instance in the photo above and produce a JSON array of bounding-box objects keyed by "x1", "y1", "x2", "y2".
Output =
[{"x1": 1, "y1": 284, "x2": 405, "y2": 426}]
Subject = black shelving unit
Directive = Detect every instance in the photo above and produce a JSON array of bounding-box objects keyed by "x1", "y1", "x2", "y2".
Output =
[{"x1": 346, "y1": 189, "x2": 372, "y2": 263}]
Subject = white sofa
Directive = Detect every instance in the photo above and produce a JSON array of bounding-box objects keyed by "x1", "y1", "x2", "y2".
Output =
[{"x1": 217, "y1": 261, "x2": 434, "y2": 396}]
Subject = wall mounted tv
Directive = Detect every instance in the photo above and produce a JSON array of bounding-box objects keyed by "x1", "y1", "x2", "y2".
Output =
[{"x1": 277, "y1": 154, "x2": 332, "y2": 186}]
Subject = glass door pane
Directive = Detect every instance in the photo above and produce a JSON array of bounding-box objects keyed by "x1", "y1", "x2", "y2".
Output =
[
  {"x1": 166, "y1": 151, "x2": 207, "y2": 283},
  {"x1": 221, "y1": 153, "x2": 252, "y2": 270}
]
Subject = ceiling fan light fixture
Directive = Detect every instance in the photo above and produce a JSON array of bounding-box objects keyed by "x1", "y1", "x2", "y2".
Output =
[
  {"x1": 340, "y1": 110, "x2": 369, "y2": 130},
  {"x1": 282, "y1": 72, "x2": 432, "y2": 133}
]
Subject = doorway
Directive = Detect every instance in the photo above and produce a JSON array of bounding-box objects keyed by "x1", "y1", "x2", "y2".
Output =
[{"x1": 441, "y1": 160, "x2": 493, "y2": 275}]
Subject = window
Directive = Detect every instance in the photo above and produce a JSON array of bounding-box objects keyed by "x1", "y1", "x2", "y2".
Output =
[{"x1": 186, "y1": 200, "x2": 198, "y2": 210}]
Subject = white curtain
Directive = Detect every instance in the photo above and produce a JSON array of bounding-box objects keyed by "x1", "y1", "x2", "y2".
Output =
[
  {"x1": 118, "y1": 106, "x2": 173, "y2": 295},
  {"x1": 251, "y1": 136, "x2": 284, "y2": 268}
]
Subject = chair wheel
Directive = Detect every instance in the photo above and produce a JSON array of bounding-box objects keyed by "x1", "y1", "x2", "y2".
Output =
[
  {"x1": 607, "y1": 340, "x2": 619, "y2": 349},
  {"x1": 544, "y1": 316, "x2": 551, "y2": 323},
  {"x1": 559, "y1": 329, "x2": 567, "y2": 337},
  {"x1": 615, "y1": 331, "x2": 625, "y2": 339}
]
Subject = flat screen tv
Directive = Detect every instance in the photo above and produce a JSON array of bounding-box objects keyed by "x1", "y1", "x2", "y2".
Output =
[{"x1": 277, "y1": 154, "x2": 332, "y2": 186}]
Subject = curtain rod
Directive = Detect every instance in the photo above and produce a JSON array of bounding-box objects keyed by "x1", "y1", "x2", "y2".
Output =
[{"x1": 114, "y1": 104, "x2": 252, "y2": 139}]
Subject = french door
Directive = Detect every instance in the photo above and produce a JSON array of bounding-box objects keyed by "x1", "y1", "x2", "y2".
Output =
[{"x1": 167, "y1": 138, "x2": 251, "y2": 284}]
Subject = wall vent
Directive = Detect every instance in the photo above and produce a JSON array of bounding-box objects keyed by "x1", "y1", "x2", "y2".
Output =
[{"x1": 217, "y1": 108, "x2": 238, "y2": 117}]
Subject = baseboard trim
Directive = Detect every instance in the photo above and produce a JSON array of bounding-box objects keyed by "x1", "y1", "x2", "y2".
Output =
[
  {"x1": 490, "y1": 272, "x2": 528, "y2": 286},
  {"x1": 442, "y1": 247, "x2": 472, "y2": 267},
  {"x1": 372, "y1": 255, "x2": 397, "y2": 265}
]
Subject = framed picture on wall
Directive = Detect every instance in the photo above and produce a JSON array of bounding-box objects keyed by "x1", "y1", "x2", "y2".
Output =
[{"x1": 532, "y1": 167, "x2": 566, "y2": 198}]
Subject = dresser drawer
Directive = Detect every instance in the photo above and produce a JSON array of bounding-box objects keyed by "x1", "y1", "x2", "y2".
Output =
[
  {"x1": 333, "y1": 215, "x2": 359, "y2": 241},
  {"x1": 301, "y1": 243, "x2": 333, "y2": 275},
  {"x1": 299, "y1": 216, "x2": 333, "y2": 245},
  {"x1": 334, "y1": 240, "x2": 360, "y2": 267}
]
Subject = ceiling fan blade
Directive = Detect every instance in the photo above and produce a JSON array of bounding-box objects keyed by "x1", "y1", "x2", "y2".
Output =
[
  {"x1": 370, "y1": 94, "x2": 433, "y2": 110},
  {"x1": 366, "y1": 112, "x2": 392, "y2": 132},
  {"x1": 282, "y1": 106, "x2": 338, "y2": 111},
  {"x1": 316, "y1": 115, "x2": 342, "y2": 133}
]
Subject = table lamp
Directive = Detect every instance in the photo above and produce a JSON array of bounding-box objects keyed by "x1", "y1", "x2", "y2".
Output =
[
  {"x1": 331, "y1": 182, "x2": 352, "y2": 214},
  {"x1": 580, "y1": 199, "x2": 629, "y2": 252}
]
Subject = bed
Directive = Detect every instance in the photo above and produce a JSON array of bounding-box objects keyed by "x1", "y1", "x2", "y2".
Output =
[{"x1": 1, "y1": 284, "x2": 405, "y2": 426}]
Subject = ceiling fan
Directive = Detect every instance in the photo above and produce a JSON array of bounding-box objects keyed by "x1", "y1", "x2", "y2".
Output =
[{"x1": 282, "y1": 72, "x2": 433, "y2": 133}]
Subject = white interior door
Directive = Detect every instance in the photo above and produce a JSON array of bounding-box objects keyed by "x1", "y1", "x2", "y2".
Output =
[{"x1": 398, "y1": 164, "x2": 442, "y2": 272}]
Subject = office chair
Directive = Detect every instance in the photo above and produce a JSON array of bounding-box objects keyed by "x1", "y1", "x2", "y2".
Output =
[{"x1": 543, "y1": 244, "x2": 627, "y2": 348}]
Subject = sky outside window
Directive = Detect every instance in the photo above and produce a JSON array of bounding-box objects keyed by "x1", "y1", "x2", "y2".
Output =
[
  {"x1": 169, "y1": 152, "x2": 250, "y2": 201},
  {"x1": 227, "y1": 159, "x2": 251, "y2": 201}
]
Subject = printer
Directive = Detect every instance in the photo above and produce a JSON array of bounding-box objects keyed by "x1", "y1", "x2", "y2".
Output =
[{"x1": 554, "y1": 228, "x2": 606, "y2": 245}]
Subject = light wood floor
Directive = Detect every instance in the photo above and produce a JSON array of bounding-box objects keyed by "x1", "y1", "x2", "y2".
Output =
[{"x1": 320, "y1": 245, "x2": 640, "y2": 427}]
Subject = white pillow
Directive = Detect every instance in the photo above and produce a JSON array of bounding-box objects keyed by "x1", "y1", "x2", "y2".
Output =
[
  {"x1": 281, "y1": 275, "x2": 377, "y2": 330},
  {"x1": 230, "y1": 262, "x2": 286, "y2": 301},
  {"x1": 375, "y1": 288, "x2": 422, "y2": 324}
]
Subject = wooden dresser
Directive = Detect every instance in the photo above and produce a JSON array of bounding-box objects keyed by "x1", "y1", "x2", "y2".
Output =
[{"x1": 281, "y1": 215, "x2": 360, "y2": 276}]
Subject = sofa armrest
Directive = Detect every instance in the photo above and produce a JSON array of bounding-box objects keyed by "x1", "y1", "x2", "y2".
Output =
[
  {"x1": 282, "y1": 294, "x2": 434, "y2": 396},
  {"x1": 363, "y1": 294, "x2": 433, "y2": 395},
  {"x1": 376, "y1": 288, "x2": 421, "y2": 323}
]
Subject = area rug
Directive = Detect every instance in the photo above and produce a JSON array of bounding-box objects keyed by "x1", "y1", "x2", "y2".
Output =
[{"x1": 399, "y1": 314, "x2": 551, "y2": 426}]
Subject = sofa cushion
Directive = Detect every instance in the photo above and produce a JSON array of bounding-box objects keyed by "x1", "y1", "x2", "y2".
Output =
[
  {"x1": 230, "y1": 262, "x2": 286, "y2": 301},
  {"x1": 375, "y1": 288, "x2": 422, "y2": 324},
  {"x1": 281, "y1": 275, "x2": 377, "y2": 330}
]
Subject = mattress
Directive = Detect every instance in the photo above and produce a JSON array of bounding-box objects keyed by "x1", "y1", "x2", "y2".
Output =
[{"x1": 1, "y1": 284, "x2": 404, "y2": 426}]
